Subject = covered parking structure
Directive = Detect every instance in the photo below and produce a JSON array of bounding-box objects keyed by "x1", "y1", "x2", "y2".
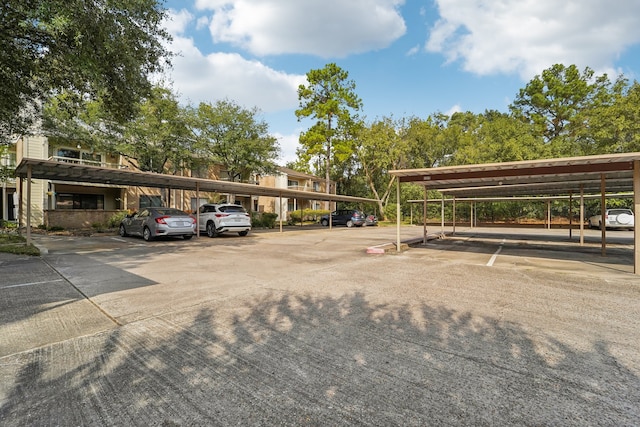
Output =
[
  {"x1": 390, "y1": 152, "x2": 640, "y2": 274},
  {"x1": 14, "y1": 158, "x2": 377, "y2": 243}
]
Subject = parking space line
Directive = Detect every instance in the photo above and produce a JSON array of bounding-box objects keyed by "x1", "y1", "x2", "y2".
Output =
[
  {"x1": 486, "y1": 239, "x2": 506, "y2": 266},
  {"x1": 1, "y1": 279, "x2": 64, "y2": 289}
]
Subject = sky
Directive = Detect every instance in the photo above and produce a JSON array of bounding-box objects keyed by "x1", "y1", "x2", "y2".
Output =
[{"x1": 160, "y1": 0, "x2": 640, "y2": 165}]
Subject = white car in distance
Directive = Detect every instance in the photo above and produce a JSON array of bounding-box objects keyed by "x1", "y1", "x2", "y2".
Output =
[
  {"x1": 198, "y1": 203, "x2": 252, "y2": 237},
  {"x1": 588, "y1": 208, "x2": 634, "y2": 230}
]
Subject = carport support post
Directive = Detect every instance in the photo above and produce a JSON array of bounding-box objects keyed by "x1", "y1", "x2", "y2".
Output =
[
  {"x1": 634, "y1": 161, "x2": 640, "y2": 274},
  {"x1": 195, "y1": 182, "x2": 200, "y2": 238},
  {"x1": 397, "y1": 179, "x2": 402, "y2": 252},
  {"x1": 601, "y1": 174, "x2": 606, "y2": 257},
  {"x1": 452, "y1": 197, "x2": 456, "y2": 235},
  {"x1": 423, "y1": 186, "x2": 428, "y2": 244},
  {"x1": 279, "y1": 192, "x2": 283, "y2": 233},
  {"x1": 580, "y1": 185, "x2": 585, "y2": 246},
  {"x1": 26, "y1": 165, "x2": 32, "y2": 245},
  {"x1": 547, "y1": 200, "x2": 551, "y2": 230},
  {"x1": 441, "y1": 194, "x2": 444, "y2": 235},
  {"x1": 569, "y1": 191, "x2": 573, "y2": 240}
]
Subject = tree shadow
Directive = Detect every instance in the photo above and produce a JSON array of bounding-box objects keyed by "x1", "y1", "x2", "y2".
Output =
[{"x1": 1, "y1": 292, "x2": 638, "y2": 425}]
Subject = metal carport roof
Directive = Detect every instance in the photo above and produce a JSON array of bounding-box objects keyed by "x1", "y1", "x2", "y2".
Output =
[
  {"x1": 391, "y1": 152, "x2": 640, "y2": 196},
  {"x1": 14, "y1": 158, "x2": 378, "y2": 243},
  {"x1": 389, "y1": 152, "x2": 640, "y2": 274},
  {"x1": 14, "y1": 158, "x2": 376, "y2": 204}
]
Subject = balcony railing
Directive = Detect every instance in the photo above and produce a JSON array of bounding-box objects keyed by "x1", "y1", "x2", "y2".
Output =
[
  {"x1": 287, "y1": 184, "x2": 323, "y2": 193},
  {"x1": 49, "y1": 156, "x2": 127, "y2": 169}
]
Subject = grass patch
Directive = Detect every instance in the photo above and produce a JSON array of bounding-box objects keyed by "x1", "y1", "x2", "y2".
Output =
[{"x1": 0, "y1": 233, "x2": 40, "y2": 256}]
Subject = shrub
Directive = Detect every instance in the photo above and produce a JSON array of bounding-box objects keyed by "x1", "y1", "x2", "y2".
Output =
[
  {"x1": 107, "y1": 211, "x2": 129, "y2": 228},
  {"x1": 289, "y1": 209, "x2": 329, "y2": 223},
  {"x1": 252, "y1": 212, "x2": 278, "y2": 229}
]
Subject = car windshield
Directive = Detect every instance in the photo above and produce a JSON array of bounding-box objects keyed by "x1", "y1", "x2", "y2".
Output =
[{"x1": 218, "y1": 205, "x2": 247, "y2": 213}]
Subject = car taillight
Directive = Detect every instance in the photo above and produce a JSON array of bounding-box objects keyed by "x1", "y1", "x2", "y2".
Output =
[
  {"x1": 215, "y1": 213, "x2": 229, "y2": 218},
  {"x1": 189, "y1": 216, "x2": 196, "y2": 224},
  {"x1": 155, "y1": 215, "x2": 169, "y2": 224}
]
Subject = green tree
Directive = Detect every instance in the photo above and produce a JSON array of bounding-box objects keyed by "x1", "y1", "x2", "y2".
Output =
[
  {"x1": 509, "y1": 64, "x2": 611, "y2": 156},
  {"x1": 44, "y1": 86, "x2": 195, "y2": 173},
  {"x1": 356, "y1": 117, "x2": 408, "y2": 218},
  {"x1": 192, "y1": 100, "x2": 280, "y2": 182},
  {"x1": 402, "y1": 114, "x2": 458, "y2": 168},
  {"x1": 451, "y1": 110, "x2": 545, "y2": 164},
  {"x1": 1, "y1": 0, "x2": 171, "y2": 144},
  {"x1": 581, "y1": 79, "x2": 640, "y2": 154},
  {"x1": 296, "y1": 63, "x2": 362, "y2": 195}
]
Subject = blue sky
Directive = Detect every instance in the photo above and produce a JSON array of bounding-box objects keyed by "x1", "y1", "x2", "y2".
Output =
[{"x1": 161, "y1": 0, "x2": 640, "y2": 165}]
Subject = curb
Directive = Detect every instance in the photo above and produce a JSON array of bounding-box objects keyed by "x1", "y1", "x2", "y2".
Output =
[{"x1": 366, "y1": 233, "x2": 446, "y2": 254}]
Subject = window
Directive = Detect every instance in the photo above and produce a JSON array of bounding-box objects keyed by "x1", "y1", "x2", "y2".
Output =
[
  {"x1": 191, "y1": 198, "x2": 208, "y2": 212},
  {"x1": 56, "y1": 194, "x2": 104, "y2": 210},
  {"x1": 140, "y1": 195, "x2": 163, "y2": 208},
  {"x1": 57, "y1": 148, "x2": 80, "y2": 163},
  {"x1": 288, "y1": 179, "x2": 299, "y2": 189},
  {"x1": 313, "y1": 181, "x2": 320, "y2": 192},
  {"x1": 82, "y1": 152, "x2": 102, "y2": 165}
]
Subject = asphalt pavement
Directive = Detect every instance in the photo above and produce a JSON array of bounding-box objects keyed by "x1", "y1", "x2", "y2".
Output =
[{"x1": 1, "y1": 225, "x2": 639, "y2": 426}]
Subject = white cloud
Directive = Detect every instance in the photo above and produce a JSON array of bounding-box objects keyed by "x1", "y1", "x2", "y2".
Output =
[
  {"x1": 195, "y1": 0, "x2": 406, "y2": 57},
  {"x1": 164, "y1": 9, "x2": 193, "y2": 35},
  {"x1": 426, "y1": 0, "x2": 640, "y2": 80},
  {"x1": 273, "y1": 132, "x2": 301, "y2": 165},
  {"x1": 445, "y1": 104, "x2": 461, "y2": 117},
  {"x1": 163, "y1": 13, "x2": 306, "y2": 114}
]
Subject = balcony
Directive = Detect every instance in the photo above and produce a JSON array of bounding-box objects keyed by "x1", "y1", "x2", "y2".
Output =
[{"x1": 49, "y1": 156, "x2": 127, "y2": 169}]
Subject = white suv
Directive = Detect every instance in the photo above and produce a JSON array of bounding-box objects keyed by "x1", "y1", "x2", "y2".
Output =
[
  {"x1": 588, "y1": 208, "x2": 634, "y2": 230},
  {"x1": 198, "y1": 203, "x2": 252, "y2": 237}
]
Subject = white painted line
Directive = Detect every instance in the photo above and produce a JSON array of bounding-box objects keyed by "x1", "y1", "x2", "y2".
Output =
[
  {"x1": 486, "y1": 239, "x2": 506, "y2": 267},
  {"x1": 1, "y1": 279, "x2": 64, "y2": 289},
  {"x1": 111, "y1": 237, "x2": 127, "y2": 242}
]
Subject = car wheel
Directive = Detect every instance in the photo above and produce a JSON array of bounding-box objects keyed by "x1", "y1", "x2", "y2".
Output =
[
  {"x1": 206, "y1": 222, "x2": 218, "y2": 238},
  {"x1": 598, "y1": 221, "x2": 603, "y2": 230},
  {"x1": 346, "y1": 220, "x2": 353, "y2": 228},
  {"x1": 238, "y1": 230, "x2": 249, "y2": 236},
  {"x1": 143, "y1": 227, "x2": 153, "y2": 241},
  {"x1": 321, "y1": 219, "x2": 329, "y2": 227},
  {"x1": 119, "y1": 224, "x2": 128, "y2": 237},
  {"x1": 183, "y1": 235, "x2": 193, "y2": 240}
]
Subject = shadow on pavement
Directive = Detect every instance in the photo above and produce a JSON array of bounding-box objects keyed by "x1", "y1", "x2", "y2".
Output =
[{"x1": 1, "y1": 292, "x2": 638, "y2": 425}]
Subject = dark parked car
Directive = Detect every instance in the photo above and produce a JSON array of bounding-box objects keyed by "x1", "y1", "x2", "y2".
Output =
[
  {"x1": 320, "y1": 209, "x2": 366, "y2": 227},
  {"x1": 119, "y1": 207, "x2": 196, "y2": 241}
]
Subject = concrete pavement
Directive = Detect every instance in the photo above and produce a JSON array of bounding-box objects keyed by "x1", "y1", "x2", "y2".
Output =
[{"x1": 1, "y1": 226, "x2": 639, "y2": 425}]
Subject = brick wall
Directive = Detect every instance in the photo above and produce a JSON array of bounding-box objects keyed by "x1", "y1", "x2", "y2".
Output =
[{"x1": 44, "y1": 210, "x2": 124, "y2": 229}]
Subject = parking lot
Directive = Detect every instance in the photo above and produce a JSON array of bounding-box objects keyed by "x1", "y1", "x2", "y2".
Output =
[{"x1": 1, "y1": 225, "x2": 639, "y2": 425}]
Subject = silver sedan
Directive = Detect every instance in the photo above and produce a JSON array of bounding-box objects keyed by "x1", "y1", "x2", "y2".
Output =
[{"x1": 119, "y1": 207, "x2": 196, "y2": 241}]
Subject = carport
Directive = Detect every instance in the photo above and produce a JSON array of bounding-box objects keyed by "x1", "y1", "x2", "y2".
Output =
[
  {"x1": 390, "y1": 152, "x2": 640, "y2": 274},
  {"x1": 14, "y1": 158, "x2": 376, "y2": 243}
]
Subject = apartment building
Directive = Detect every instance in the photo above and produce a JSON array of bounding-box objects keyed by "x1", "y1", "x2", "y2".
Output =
[{"x1": 4, "y1": 136, "x2": 327, "y2": 228}]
